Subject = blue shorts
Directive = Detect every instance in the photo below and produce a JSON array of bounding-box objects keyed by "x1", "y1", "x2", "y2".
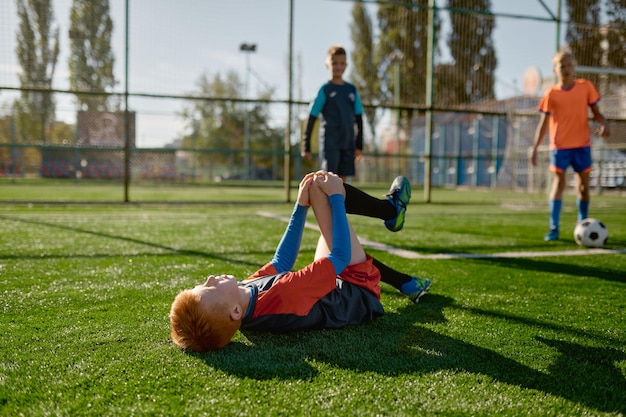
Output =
[{"x1": 549, "y1": 147, "x2": 592, "y2": 174}]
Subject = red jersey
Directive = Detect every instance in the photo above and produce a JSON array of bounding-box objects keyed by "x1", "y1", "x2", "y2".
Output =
[
  {"x1": 239, "y1": 255, "x2": 383, "y2": 332},
  {"x1": 538, "y1": 79, "x2": 600, "y2": 150}
]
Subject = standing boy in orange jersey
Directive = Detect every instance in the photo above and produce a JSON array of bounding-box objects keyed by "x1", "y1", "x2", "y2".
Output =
[{"x1": 531, "y1": 47, "x2": 610, "y2": 241}]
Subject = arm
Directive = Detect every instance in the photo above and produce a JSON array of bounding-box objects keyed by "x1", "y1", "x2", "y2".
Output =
[
  {"x1": 531, "y1": 112, "x2": 549, "y2": 166},
  {"x1": 302, "y1": 115, "x2": 317, "y2": 159},
  {"x1": 302, "y1": 87, "x2": 327, "y2": 159},
  {"x1": 354, "y1": 90, "x2": 364, "y2": 157},
  {"x1": 590, "y1": 104, "x2": 610, "y2": 138},
  {"x1": 355, "y1": 114, "x2": 363, "y2": 156},
  {"x1": 270, "y1": 174, "x2": 315, "y2": 272},
  {"x1": 270, "y1": 203, "x2": 308, "y2": 272}
]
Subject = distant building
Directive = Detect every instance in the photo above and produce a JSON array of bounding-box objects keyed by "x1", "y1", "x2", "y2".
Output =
[
  {"x1": 407, "y1": 85, "x2": 625, "y2": 190},
  {"x1": 41, "y1": 111, "x2": 135, "y2": 179}
]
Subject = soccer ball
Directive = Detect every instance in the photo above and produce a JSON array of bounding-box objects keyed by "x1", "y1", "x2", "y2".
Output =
[{"x1": 573, "y1": 218, "x2": 608, "y2": 248}]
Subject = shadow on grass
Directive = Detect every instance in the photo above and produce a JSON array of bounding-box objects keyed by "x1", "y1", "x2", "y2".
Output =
[
  {"x1": 404, "y1": 240, "x2": 626, "y2": 258},
  {"x1": 458, "y1": 304, "x2": 623, "y2": 347},
  {"x1": 469, "y1": 256, "x2": 626, "y2": 284},
  {"x1": 0, "y1": 214, "x2": 260, "y2": 268},
  {"x1": 197, "y1": 294, "x2": 625, "y2": 414}
]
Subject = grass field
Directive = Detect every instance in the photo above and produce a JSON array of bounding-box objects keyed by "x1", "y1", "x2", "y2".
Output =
[{"x1": 1, "y1": 184, "x2": 625, "y2": 416}]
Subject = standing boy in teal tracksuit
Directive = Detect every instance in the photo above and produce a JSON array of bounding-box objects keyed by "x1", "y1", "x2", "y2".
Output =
[{"x1": 302, "y1": 45, "x2": 364, "y2": 182}]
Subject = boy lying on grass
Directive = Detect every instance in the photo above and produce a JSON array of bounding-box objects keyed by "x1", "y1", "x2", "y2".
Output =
[{"x1": 170, "y1": 171, "x2": 430, "y2": 351}]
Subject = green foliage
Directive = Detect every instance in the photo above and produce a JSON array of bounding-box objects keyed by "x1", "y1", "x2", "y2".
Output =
[
  {"x1": 0, "y1": 115, "x2": 15, "y2": 145},
  {"x1": 350, "y1": 3, "x2": 380, "y2": 145},
  {"x1": 566, "y1": 0, "x2": 602, "y2": 68},
  {"x1": 183, "y1": 71, "x2": 244, "y2": 159},
  {"x1": 68, "y1": 0, "x2": 116, "y2": 111},
  {"x1": 446, "y1": 0, "x2": 497, "y2": 103},
  {"x1": 566, "y1": 0, "x2": 626, "y2": 88},
  {"x1": 178, "y1": 71, "x2": 284, "y2": 174},
  {"x1": 352, "y1": 2, "x2": 500, "y2": 109},
  {"x1": 15, "y1": 0, "x2": 60, "y2": 144},
  {"x1": 0, "y1": 194, "x2": 625, "y2": 416},
  {"x1": 376, "y1": 0, "x2": 440, "y2": 108},
  {"x1": 605, "y1": 0, "x2": 626, "y2": 71}
]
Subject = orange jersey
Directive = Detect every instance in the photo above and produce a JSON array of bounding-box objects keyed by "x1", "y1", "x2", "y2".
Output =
[{"x1": 538, "y1": 79, "x2": 600, "y2": 150}]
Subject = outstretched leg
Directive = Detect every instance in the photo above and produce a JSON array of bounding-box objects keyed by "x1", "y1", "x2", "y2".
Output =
[
  {"x1": 344, "y1": 183, "x2": 395, "y2": 219},
  {"x1": 343, "y1": 176, "x2": 410, "y2": 232},
  {"x1": 372, "y1": 257, "x2": 431, "y2": 303},
  {"x1": 344, "y1": 177, "x2": 430, "y2": 303}
]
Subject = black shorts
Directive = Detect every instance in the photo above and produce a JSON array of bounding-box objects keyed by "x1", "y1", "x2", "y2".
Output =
[{"x1": 321, "y1": 148, "x2": 355, "y2": 177}]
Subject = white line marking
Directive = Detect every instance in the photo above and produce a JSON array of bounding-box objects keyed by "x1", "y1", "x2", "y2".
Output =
[{"x1": 256, "y1": 211, "x2": 626, "y2": 259}]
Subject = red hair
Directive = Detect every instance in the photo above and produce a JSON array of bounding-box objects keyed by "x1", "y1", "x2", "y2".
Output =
[{"x1": 169, "y1": 290, "x2": 238, "y2": 352}]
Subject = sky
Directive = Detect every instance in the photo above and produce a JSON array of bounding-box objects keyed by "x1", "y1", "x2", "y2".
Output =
[{"x1": 0, "y1": 0, "x2": 568, "y2": 147}]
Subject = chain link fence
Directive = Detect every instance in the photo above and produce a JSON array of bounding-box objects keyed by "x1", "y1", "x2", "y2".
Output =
[{"x1": 1, "y1": 0, "x2": 624, "y2": 202}]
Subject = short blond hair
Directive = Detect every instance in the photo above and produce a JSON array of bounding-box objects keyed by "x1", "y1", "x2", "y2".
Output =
[
  {"x1": 327, "y1": 45, "x2": 346, "y2": 60},
  {"x1": 552, "y1": 46, "x2": 575, "y2": 66},
  {"x1": 169, "y1": 290, "x2": 238, "y2": 352}
]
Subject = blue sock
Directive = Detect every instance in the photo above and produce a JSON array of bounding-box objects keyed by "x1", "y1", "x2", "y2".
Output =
[
  {"x1": 401, "y1": 277, "x2": 418, "y2": 295},
  {"x1": 549, "y1": 199, "x2": 562, "y2": 230},
  {"x1": 577, "y1": 199, "x2": 589, "y2": 222}
]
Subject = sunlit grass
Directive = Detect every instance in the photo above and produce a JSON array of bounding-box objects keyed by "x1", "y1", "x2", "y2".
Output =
[{"x1": 1, "y1": 199, "x2": 625, "y2": 416}]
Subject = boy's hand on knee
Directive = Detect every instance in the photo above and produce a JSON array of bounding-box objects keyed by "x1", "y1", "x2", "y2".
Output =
[
  {"x1": 313, "y1": 171, "x2": 345, "y2": 197},
  {"x1": 297, "y1": 173, "x2": 316, "y2": 206}
]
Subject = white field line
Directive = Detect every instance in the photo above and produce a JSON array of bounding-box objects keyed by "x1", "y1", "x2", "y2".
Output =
[{"x1": 256, "y1": 211, "x2": 626, "y2": 260}]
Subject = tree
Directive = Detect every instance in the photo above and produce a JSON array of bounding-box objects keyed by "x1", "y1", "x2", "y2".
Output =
[
  {"x1": 375, "y1": 0, "x2": 440, "y2": 156},
  {"x1": 377, "y1": 1, "x2": 440, "y2": 108},
  {"x1": 15, "y1": 0, "x2": 60, "y2": 144},
  {"x1": 179, "y1": 71, "x2": 283, "y2": 178},
  {"x1": 350, "y1": 2, "x2": 380, "y2": 149},
  {"x1": 565, "y1": 0, "x2": 603, "y2": 85},
  {"x1": 446, "y1": 0, "x2": 496, "y2": 105},
  {"x1": 605, "y1": 0, "x2": 625, "y2": 72},
  {"x1": 68, "y1": 0, "x2": 116, "y2": 111},
  {"x1": 433, "y1": 63, "x2": 466, "y2": 107}
]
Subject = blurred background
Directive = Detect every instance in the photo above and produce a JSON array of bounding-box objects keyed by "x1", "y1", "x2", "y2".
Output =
[{"x1": 0, "y1": 0, "x2": 624, "y2": 202}]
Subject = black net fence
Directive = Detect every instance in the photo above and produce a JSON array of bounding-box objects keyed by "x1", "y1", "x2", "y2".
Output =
[{"x1": 0, "y1": 0, "x2": 624, "y2": 202}]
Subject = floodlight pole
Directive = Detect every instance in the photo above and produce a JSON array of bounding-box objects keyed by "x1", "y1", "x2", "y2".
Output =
[
  {"x1": 240, "y1": 42, "x2": 257, "y2": 180},
  {"x1": 424, "y1": 0, "x2": 436, "y2": 203},
  {"x1": 124, "y1": 0, "x2": 130, "y2": 202},
  {"x1": 555, "y1": 0, "x2": 562, "y2": 52},
  {"x1": 285, "y1": 0, "x2": 294, "y2": 203},
  {"x1": 390, "y1": 51, "x2": 404, "y2": 177}
]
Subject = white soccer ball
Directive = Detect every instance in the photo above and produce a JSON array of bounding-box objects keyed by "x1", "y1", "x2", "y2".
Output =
[{"x1": 573, "y1": 218, "x2": 608, "y2": 248}]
